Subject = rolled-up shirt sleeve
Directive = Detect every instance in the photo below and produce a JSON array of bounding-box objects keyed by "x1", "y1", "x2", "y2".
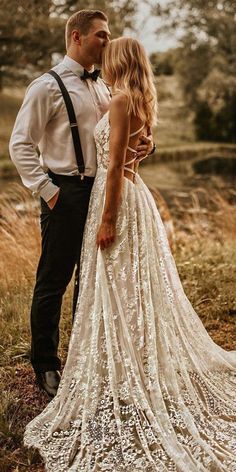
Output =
[{"x1": 9, "y1": 79, "x2": 59, "y2": 202}]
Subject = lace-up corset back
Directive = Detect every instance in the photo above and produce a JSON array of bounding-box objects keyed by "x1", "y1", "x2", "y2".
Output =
[
  {"x1": 125, "y1": 123, "x2": 145, "y2": 176},
  {"x1": 94, "y1": 111, "x2": 145, "y2": 174}
]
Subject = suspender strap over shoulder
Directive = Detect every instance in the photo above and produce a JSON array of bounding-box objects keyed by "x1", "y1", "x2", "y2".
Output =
[{"x1": 48, "y1": 69, "x2": 85, "y2": 176}]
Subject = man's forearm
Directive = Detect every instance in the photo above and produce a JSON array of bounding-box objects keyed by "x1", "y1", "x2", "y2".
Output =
[{"x1": 9, "y1": 138, "x2": 59, "y2": 201}]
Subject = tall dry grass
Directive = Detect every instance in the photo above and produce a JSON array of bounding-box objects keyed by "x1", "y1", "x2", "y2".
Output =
[
  {"x1": 0, "y1": 184, "x2": 39, "y2": 367},
  {"x1": 170, "y1": 187, "x2": 236, "y2": 337},
  {"x1": 0, "y1": 184, "x2": 73, "y2": 366},
  {"x1": 0, "y1": 185, "x2": 74, "y2": 471},
  {"x1": 172, "y1": 187, "x2": 236, "y2": 242},
  {"x1": 0, "y1": 184, "x2": 40, "y2": 286}
]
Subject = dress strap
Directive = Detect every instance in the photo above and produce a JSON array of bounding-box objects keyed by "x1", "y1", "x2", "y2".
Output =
[
  {"x1": 127, "y1": 145, "x2": 137, "y2": 153},
  {"x1": 129, "y1": 124, "x2": 145, "y2": 138},
  {"x1": 127, "y1": 123, "x2": 145, "y2": 153},
  {"x1": 125, "y1": 157, "x2": 136, "y2": 166},
  {"x1": 124, "y1": 157, "x2": 137, "y2": 176},
  {"x1": 124, "y1": 167, "x2": 136, "y2": 176},
  {"x1": 124, "y1": 123, "x2": 145, "y2": 179}
]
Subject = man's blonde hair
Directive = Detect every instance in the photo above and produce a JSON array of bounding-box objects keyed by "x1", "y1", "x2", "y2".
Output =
[
  {"x1": 65, "y1": 9, "x2": 108, "y2": 49},
  {"x1": 102, "y1": 37, "x2": 158, "y2": 127}
]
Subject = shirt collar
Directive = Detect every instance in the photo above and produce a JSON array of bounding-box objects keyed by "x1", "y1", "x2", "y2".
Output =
[{"x1": 62, "y1": 55, "x2": 94, "y2": 77}]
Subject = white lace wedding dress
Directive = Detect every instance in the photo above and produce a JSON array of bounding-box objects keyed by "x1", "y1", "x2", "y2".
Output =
[{"x1": 24, "y1": 111, "x2": 236, "y2": 471}]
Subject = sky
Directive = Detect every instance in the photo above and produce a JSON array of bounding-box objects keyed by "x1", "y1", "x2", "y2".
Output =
[
  {"x1": 138, "y1": 16, "x2": 177, "y2": 53},
  {"x1": 133, "y1": 0, "x2": 178, "y2": 53}
]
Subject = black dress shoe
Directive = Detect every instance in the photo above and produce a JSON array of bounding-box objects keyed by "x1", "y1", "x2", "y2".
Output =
[{"x1": 36, "y1": 370, "x2": 61, "y2": 397}]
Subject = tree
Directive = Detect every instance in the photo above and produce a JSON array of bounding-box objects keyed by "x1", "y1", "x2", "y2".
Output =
[
  {"x1": 0, "y1": 0, "x2": 139, "y2": 88},
  {"x1": 150, "y1": 49, "x2": 176, "y2": 76},
  {"x1": 0, "y1": 0, "x2": 65, "y2": 87},
  {"x1": 52, "y1": 0, "x2": 138, "y2": 38},
  {"x1": 153, "y1": 0, "x2": 236, "y2": 142}
]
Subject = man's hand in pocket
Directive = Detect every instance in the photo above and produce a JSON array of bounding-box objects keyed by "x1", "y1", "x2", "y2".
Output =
[{"x1": 47, "y1": 189, "x2": 60, "y2": 210}]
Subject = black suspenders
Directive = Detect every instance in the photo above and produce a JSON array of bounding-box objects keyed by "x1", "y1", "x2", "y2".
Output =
[{"x1": 48, "y1": 70, "x2": 85, "y2": 177}]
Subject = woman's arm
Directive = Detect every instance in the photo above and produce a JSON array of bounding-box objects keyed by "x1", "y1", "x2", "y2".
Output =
[{"x1": 96, "y1": 94, "x2": 130, "y2": 250}]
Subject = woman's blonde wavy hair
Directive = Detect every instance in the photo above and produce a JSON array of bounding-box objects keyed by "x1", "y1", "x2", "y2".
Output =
[{"x1": 102, "y1": 37, "x2": 158, "y2": 127}]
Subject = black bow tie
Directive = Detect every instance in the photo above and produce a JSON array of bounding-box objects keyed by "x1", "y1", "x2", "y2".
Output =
[{"x1": 81, "y1": 69, "x2": 100, "y2": 82}]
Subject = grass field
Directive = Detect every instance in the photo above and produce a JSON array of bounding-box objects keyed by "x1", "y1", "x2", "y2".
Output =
[
  {"x1": 0, "y1": 77, "x2": 236, "y2": 471},
  {"x1": 0, "y1": 90, "x2": 23, "y2": 176}
]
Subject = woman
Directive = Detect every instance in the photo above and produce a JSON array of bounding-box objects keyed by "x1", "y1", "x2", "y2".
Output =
[{"x1": 24, "y1": 38, "x2": 236, "y2": 471}]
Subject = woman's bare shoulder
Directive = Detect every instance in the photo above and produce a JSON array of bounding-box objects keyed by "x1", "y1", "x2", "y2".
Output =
[{"x1": 110, "y1": 92, "x2": 127, "y2": 112}]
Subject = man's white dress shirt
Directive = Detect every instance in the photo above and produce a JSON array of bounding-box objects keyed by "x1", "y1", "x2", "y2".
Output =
[{"x1": 9, "y1": 56, "x2": 111, "y2": 202}]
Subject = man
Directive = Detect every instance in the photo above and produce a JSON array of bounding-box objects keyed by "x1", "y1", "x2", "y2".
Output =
[{"x1": 9, "y1": 10, "x2": 154, "y2": 397}]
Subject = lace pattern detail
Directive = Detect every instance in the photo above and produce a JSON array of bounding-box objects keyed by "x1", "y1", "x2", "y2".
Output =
[{"x1": 24, "y1": 111, "x2": 236, "y2": 471}]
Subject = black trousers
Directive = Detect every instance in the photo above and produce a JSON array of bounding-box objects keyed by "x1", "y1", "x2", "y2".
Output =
[{"x1": 30, "y1": 172, "x2": 94, "y2": 373}]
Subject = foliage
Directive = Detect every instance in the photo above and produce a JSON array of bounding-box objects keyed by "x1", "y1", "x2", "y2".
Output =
[
  {"x1": 0, "y1": 0, "x2": 138, "y2": 88},
  {"x1": 52, "y1": 0, "x2": 138, "y2": 38},
  {"x1": 0, "y1": 0, "x2": 64, "y2": 87},
  {"x1": 153, "y1": 0, "x2": 236, "y2": 142},
  {"x1": 194, "y1": 70, "x2": 236, "y2": 141},
  {"x1": 150, "y1": 49, "x2": 176, "y2": 76}
]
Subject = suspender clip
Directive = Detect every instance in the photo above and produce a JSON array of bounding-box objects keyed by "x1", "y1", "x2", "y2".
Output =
[
  {"x1": 78, "y1": 168, "x2": 85, "y2": 180},
  {"x1": 70, "y1": 123, "x2": 77, "y2": 128}
]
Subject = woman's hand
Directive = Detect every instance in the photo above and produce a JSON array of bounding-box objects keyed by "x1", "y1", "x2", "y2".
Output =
[{"x1": 96, "y1": 220, "x2": 116, "y2": 250}]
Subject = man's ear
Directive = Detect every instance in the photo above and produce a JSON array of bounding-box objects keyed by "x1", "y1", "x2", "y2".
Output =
[{"x1": 71, "y1": 30, "x2": 81, "y2": 45}]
